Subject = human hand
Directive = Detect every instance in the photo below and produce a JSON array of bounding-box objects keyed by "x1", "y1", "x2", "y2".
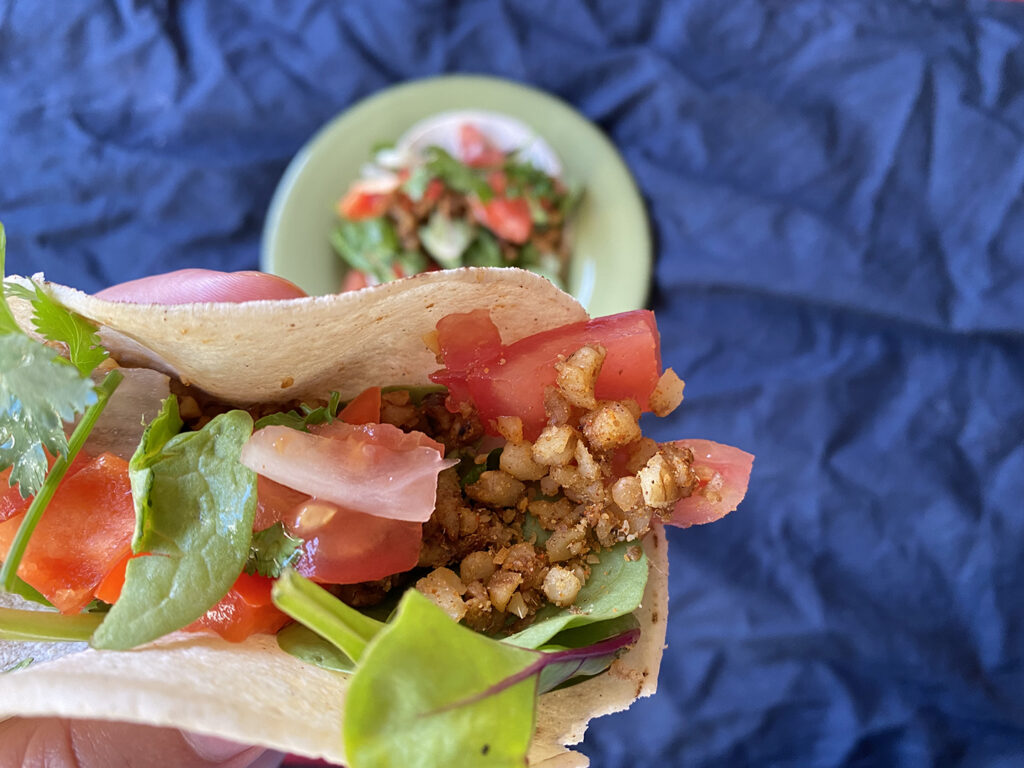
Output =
[{"x1": 0, "y1": 269, "x2": 306, "y2": 768}]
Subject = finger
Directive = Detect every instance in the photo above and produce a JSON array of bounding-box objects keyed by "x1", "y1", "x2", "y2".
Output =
[
  {"x1": 0, "y1": 717, "x2": 272, "y2": 767},
  {"x1": 95, "y1": 269, "x2": 307, "y2": 304}
]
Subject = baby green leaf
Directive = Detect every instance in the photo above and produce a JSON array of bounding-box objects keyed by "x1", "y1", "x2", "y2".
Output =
[
  {"x1": 91, "y1": 410, "x2": 256, "y2": 650},
  {"x1": 505, "y1": 541, "x2": 649, "y2": 649},
  {"x1": 0, "y1": 334, "x2": 97, "y2": 497},
  {"x1": 271, "y1": 568, "x2": 384, "y2": 664},
  {"x1": 344, "y1": 590, "x2": 538, "y2": 768},
  {"x1": 276, "y1": 622, "x2": 356, "y2": 674},
  {"x1": 0, "y1": 605, "x2": 103, "y2": 642},
  {"x1": 245, "y1": 522, "x2": 302, "y2": 578}
]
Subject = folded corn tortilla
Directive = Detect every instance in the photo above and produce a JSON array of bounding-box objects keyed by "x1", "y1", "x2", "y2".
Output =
[{"x1": 0, "y1": 267, "x2": 668, "y2": 766}]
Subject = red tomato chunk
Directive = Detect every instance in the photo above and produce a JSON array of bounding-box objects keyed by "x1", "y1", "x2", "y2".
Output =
[
  {"x1": 430, "y1": 309, "x2": 663, "y2": 439},
  {"x1": 0, "y1": 453, "x2": 134, "y2": 614},
  {"x1": 185, "y1": 572, "x2": 290, "y2": 644}
]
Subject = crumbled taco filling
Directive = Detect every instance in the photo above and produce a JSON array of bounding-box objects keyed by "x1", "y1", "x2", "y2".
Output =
[
  {"x1": 169, "y1": 343, "x2": 691, "y2": 635},
  {"x1": 388, "y1": 347, "x2": 690, "y2": 634}
]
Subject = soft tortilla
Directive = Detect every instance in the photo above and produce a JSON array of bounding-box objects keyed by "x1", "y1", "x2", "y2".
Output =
[{"x1": 0, "y1": 267, "x2": 667, "y2": 766}]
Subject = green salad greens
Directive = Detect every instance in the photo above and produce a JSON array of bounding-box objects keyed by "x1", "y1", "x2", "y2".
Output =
[{"x1": 331, "y1": 131, "x2": 581, "y2": 290}]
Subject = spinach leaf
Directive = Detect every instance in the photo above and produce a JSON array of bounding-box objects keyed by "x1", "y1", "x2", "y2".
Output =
[
  {"x1": 505, "y1": 541, "x2": 648, "y2": 649},
  {"x1": 463, "y1": 230, "x2": 503, "y2": 268},
  {"x1": 245, "y1": 522, "x2": 302, "y2": 578},
  {"x1": 91, "y1": 409, "x2": 256, "y2": 650},
  {"x1": 419, "y1": 212, "x2": 473, "y2": 267},
  {"x1": 276, "y1": 622, "x2": 356, "y2": 674},
  {"x1": 344, "y1": 589, "x2": 538, "y2": 768}
]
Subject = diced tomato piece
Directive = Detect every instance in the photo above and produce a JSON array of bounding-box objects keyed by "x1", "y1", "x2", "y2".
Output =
[
  {"x1": 185, "y1": 573, "x2": 290, "y2": 643},
  {"x1": 670, "y1": 440, "x2": 754, "y2": 527},
  {"x1": 0, "y1": 452, "x2": 92, "y2": 522},
  {"x1": 229, "y1": 570, "x2": 275, "y2": 607},
  {"x1": 342, "y1": 269, "x2": 370, "y2": 292},
  {"x1": 459, "y1": 124, "x2": 506, "y2": 168},
  {"x1": 338, "y1": 386, "x2": 382, "y2": 425},
  {"x1": 469, "y1": 195, "x2": 533, "y2": 244},
  {"x1": 422, "y1": 178, "x2": 445, "y2": 206},
  {"x1": 0, "y1": 453, "x2": 135, "y2": 614},
  {"x1": 487, "y1": 171, "x2": 508, "y2": 197},
  {"x1": 254, "y1": 469, "x2": 423, "y2": 586},
  {"x1": 430, "y1": 310, "x2": 662, "y2": 439},
  {"x1": 428, "y1": 310, "x2": 503, "y2": 406},
  {"x1": 337, "y1": 189, "x2": 390, "y2": 220},
  {"x1": 94, "y1": 551, "x2": 133, "y2": 604},
  {"x1": 255, "y1": 476, "x2": 309, "y2": 531},
  {"x1": 288, "y1": 502, "x2": 422, "y2": 585}
]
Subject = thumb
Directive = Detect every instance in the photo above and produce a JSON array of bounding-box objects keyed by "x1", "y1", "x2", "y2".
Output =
[{"x1": 96, "y1": 269, "x2": 307, "y2": 304}]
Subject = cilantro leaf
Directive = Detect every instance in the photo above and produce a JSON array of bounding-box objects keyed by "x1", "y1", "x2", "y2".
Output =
[
  {"x1": 423, "y1": 147, "x2": 493, "y2": 202},
  {"x1": 245, "y1": 522, "x2": 303, "y2": 578},
  {"x1": 503, "y1": 159, "x2": 557, "y2": 201},
  {"x1": 22, "y1": 283, "x2": 107, "y2": 375},
  {"x1": 255, "y1": 391, "x2": 341, "y2": 432},
  {"x1": 0, "y1": 335, "x2": 97, "y2": 497}
]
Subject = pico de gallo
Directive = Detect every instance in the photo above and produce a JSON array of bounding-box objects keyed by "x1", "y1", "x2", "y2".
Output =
[
  {"x1": 331, "y1": 123, "x2": 580, "y2": 292},
  {"x1": 1, "y1": 305, "x2": 752, "y2": 647}
]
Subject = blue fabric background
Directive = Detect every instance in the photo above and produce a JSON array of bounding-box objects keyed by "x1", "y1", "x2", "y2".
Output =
[{"x1": 2, "y1": 1, "x2": 1024, "y2": 765}]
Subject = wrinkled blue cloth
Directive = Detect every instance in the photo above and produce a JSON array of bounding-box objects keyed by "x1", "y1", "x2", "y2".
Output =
[{"x1": 3, "y1": 1, "x2": 1024, "y2": 765}]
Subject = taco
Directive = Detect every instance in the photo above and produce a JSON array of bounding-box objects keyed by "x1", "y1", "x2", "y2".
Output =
[{"x1": 0, "y1": 259, "x2": 753, "y2": 767}]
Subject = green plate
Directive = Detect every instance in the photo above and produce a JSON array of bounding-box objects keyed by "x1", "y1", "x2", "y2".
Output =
[{"x1": 261, "y1": 75, "x2": 651, "y2": 316}]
